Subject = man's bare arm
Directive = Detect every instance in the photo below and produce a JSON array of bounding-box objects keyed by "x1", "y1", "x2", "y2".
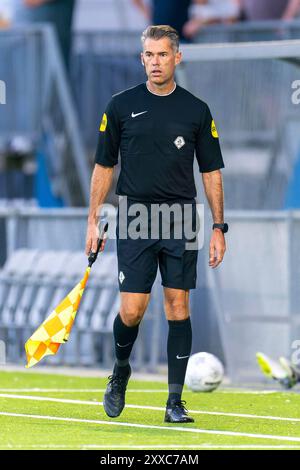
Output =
[
  {"x1": 85, "y1": 163, "x2": 114, "y2": 255},
  {"x1": 282, "y1": 0, "x2": 300, "y2": 19},
  {"x1": 202, "y1": 169, "x2": 226, "y2": 268},
  {"x1": 131, "y1": 0, "x2": 151, "y2": 19},
  {"x1": 202, "y1": 169, "x2": 224, "y2": 223},
  {"x1": 24, "y1": 0, "x2": 56, "y2": 6}
]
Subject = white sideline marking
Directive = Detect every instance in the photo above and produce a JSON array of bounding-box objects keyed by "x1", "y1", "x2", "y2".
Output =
[
  {"x1": 0, "y1": 393, "x2": 300, "y2": 423},
  {"x1": 2, "y1": 411, "x2": 300, "y2": 442},
  {"x1": 219, "y1": 389, "x2": 279, "y2": 395},
  {"x1": 1, "y1": 444, "x2": 300, "y2": 450},
  {"x1": 0, "y1": 388, "x2": 168, "y2": 393},
  {"x1": 0, "y1": 388, "x2": 280, "y2": 394},
  {"x1": 80, "y1": 444, "x2": 300, "y2": 449}
]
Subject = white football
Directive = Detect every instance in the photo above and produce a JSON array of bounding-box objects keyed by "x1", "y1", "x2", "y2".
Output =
[{"x1": 185, "y1": 352, "x2": 224, "y2": 392}]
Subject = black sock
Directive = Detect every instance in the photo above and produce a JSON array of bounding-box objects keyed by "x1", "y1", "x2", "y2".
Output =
[
  {"x1": 113, "y1": 313, "x2": 139, "y2": 375},
  {"x1": 167, "y1": 317, "x2": 192, "y2": 403}
]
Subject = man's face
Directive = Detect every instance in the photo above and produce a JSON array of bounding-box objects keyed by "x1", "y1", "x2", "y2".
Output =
[{"x1": 141, "y1": 37, "x2": 182, "y2": 85}]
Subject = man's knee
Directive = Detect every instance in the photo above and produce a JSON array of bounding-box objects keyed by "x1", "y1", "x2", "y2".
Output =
[
  {"x1": 120, "y1": 293, "x2": 149, "y2": 326},
  {"x1": 164, "y1": 294, "x2": 189, "y2": 321},
  {"x1": 165, "y1": 304, "x2": 189, "y2": 321},
  {"x1": 119, "y1": 308, "x2": 145, "y2": 327}
]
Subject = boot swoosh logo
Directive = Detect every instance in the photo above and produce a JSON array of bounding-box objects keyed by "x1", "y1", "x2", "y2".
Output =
[
  {"x1": 176, "y1": 355, "x2": 190, "y2": 360},
  {"x1": 131, "y1": 111, "x2": 148, "y2": 118},
  {"x1": 117, "y1": 342, "x2": 132, "y2": 348}
]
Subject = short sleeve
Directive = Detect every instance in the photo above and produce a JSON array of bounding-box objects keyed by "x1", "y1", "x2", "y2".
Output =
[
  {"x1": 195, "y1": 104, "x2": 225, "y2": 173},
  {"x1": 94, "y1": 98, "x2": 120, "y2": 167}
]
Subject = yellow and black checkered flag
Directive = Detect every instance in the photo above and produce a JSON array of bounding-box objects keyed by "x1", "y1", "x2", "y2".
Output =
[{"x1": 25, "y1": 223, "x2": 108, "y2": 368}]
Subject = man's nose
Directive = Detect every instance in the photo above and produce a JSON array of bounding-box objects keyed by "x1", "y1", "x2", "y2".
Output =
[{"x1": 151, "y1": 55, "x2": 160, "y2": 66}]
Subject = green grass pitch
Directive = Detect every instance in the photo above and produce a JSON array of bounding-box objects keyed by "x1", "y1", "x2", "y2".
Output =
[{"x1": 1, "y1": 370, "x2": 300, "y2": 450}]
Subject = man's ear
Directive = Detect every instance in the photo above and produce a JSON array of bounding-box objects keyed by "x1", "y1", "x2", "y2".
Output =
[
  {"x1": 141, "y1": 53, "x2": 145, "y2": 66},
  {"x1": 175, "y1": 51, "x2": 182, "y2": 66}
]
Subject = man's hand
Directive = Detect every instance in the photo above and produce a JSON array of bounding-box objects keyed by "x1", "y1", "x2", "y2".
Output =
[
  {"x1": 85, "y1": 223, "x2": 106, "y2": 256},
  {"x1": 209, "y1": 229, "x2": 226, "y2": 268}
]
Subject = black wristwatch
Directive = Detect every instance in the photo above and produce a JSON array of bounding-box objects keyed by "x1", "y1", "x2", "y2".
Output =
[{"x1": 212, "y1": 223, "x2": 228, "y2": 233}]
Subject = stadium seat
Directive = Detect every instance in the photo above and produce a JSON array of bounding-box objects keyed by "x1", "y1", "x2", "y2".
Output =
[{"x1": 0, "y1": 249, "x2": 119, "y2": 366}]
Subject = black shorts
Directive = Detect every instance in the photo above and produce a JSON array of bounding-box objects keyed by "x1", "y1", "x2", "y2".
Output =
[{"x1": 116, "y1": 198, "x2": 199, "y2": 293}]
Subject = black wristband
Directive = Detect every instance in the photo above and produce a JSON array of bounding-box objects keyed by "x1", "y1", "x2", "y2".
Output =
[{"x1": 212, "y1": 223, "x2": 228, "y2": 233}]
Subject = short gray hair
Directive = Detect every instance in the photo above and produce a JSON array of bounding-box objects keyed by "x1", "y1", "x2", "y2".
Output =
[{"x1": 141, "y1": 25, "x2": 179, "y2": 53}]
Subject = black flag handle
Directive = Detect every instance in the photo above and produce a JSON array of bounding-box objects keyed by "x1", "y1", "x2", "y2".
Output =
[{"x1": 88, "y1": 222, "x2": 109, "y2": 267}]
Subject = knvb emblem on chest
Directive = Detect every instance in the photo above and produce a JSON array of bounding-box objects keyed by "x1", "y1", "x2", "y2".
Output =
[{"x1": 174, "y1": 136, "x2": 185, "y2": 149}]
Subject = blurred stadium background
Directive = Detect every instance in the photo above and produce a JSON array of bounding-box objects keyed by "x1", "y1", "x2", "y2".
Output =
[{"x1": 0, "y1": 0, "x2": 300, "y2": 385}]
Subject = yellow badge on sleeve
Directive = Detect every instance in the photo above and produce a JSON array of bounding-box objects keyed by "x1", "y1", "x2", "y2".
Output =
[
  {"x1": 211, "y1": 120, "x2": 219, "y2": 138},
  {"x1": 99, "y1": 113, "x2": 107, "y2": 132}
]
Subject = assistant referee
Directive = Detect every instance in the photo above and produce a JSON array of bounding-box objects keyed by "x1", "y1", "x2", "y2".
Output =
[{"x1": 86, "y1": 25, "x2": 227, "y2": 423}]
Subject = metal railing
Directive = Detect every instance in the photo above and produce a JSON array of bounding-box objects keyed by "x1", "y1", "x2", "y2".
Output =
[
  {"x1": 0, "y1": 206, "x2": 162, "y2": 371},
  {"x1": 70, "y1": 21, "x2": 300, "y2": 152},
  {"x1": 194, "y1": 19, "x2": 300, "y2": 43},
  {"x1": 177, "y1": 39, "x2": 300, "y2": 210},
  {"x1": 0, "y1": 206, "x2": 300, "y2": 381},
  {"x1": 0, "y1": 25, "x2": 90, "y2": 206},
  {"x1": 207, "y1": 209, "x2": 300, "y2": 383},
  {"x1": 1, "y1": 22, "x2": 300, "y2": 208}
]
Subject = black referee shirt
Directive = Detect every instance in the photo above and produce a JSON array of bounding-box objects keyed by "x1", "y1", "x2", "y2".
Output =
[{"x1": 95, "y1": 83, "x2": 224, "y2": 203}]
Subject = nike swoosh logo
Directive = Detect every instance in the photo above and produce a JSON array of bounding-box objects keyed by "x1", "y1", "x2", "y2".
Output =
[
  {"x1": 176, "y1": 355, "x2": 190, "y2": 360},
  {"x1": 131, "y1": 111, "x2": 148, "y2": 118},
  {"x1": 117, "y1": 342, "x2": 132, "y2": 348}
]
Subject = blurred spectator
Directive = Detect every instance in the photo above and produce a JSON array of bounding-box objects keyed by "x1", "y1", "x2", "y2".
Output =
[
  {"x1": 237, "y1": 0, "x2": 300, "y2": 21},
  {"x1": 182, "y1": 0, "x2": 240, "y2": 39},
  {"x1": 14, "y1": 0, "x2": 76, "y2": 68},
  {"x1": 0, "y1": 16, "x2": 10, "y2": 29},
  {"x1": 132, "y1": 0, "x2": 192, "y2": 40},
  {"x1": 283, "y1": 0, "x2": 300, "y2": 19},
  {"x1": 0, "y1": 0, "x2": 13, "y2": 28}
]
